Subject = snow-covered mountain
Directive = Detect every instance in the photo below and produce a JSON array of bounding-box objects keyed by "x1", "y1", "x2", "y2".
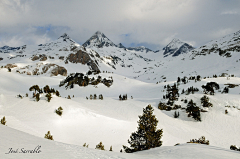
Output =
[
  {"x1": 163, "y1": 38, "x2": 194, "y2": 57},
  {"x1": 82, "y1": 31, "x2": 117, "y2": 48},
  {"x1": 191, "y1": 30, "x2": 240, "y2": 58}
]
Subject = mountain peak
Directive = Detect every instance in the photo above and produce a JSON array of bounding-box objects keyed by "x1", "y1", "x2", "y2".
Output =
[
  {"x1": 82, "y1": 31, "x2": 116, "y2": 48},
  {"x1": 163, "y1": 38, "x2": 194, "y2": 57},
  {"x1": 58, "y1": 33, "x2": 75, "y2": 43},
  {"x1": 58, "y1": 33, "x2": 70, "y2": 39}
]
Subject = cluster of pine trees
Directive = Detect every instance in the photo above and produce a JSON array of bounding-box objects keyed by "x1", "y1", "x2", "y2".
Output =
[
  {"x1": 186, "y1": 100, "x2": 201, "y2": 121},
  {"x1": 59, "y1": 73, "x2": 113, "y2": 89},
  {"x1": 29, "y1": 85, "x2": 60, "y2": 102},
  {"x1": 187, "y1": 136, "x2": 209, "y2": 145}
]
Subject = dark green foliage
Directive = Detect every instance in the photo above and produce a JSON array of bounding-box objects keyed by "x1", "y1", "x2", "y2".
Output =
[
  {"x1": 185, "y1": 86, "x2": 199, "y2": 95},
  {"x1": 55, "y1": 107, "x2": 63, "y2": 116},
  {"x1": 225, "y1": 109, "x2": 228, "y2": 114},
  {"x1": 222, "y1": 87, "x2": 229, "y2": 93},
  {"x1": 202, "y1": 82, "x2": 219, "y2": 95},
  {"x1": 45, "y1": 93, "x2": 52, "y2": 102},
  {"x1": 188, "y1": 136, "x2": 209, "y2": 145},
  {"x1": 95, "y1": 142, "x2": 105, "y2": 150},
  {"x1": 109, "y1": 146, "x2": 112, "y2": 151},
  {"x1": 164, "y1": 83, "x2": 179, "y2": 105},
  {"x1": 230, "y1": 145, "x2": 240, "y2": 151},
  {"x1": 173, "y1": 111, "x2": 180, "y2": 118},
  {"x1": 99, "y1": 94, "x2": 103, "y2": 100},
  {"x1": 43, "y1": 85, "x2": 50, "y2": 93},
  {"x1": 59, "y1": 72, "x2": 113, "y2": 89},
  {"x1": 200, "y1": 95, "x2": 213, "y2": 107},
  {"x1": 67, "y1": 95, "x2": 71, "y2": 99},
  {"x1": 186, "y1": 100, "x2": 201, "y2": 121},
  {"x1": 36, "y1": 93, "x2": 40, "y2": 102},
  {"x1": 94, "y1": 94, "x2": 97, "y2": 100},
  {"x1": 44, "y1": 131, "x2": 53, "y2": 140},
  {"x1": 56, "y1": 90, "x2": 60, "y2": 97},
  {"x1": 1, "y1": 116, "x2": 6, "y2": 125},
  {"x1": 26, "y1": 93, "x2": 28, "y2": 97},
  {"x1": 29, "y1": 85, "x2": 40, "y2": 97},
  {"x1": 123, "y1": 105, "x2": 163, "y2": 153}
]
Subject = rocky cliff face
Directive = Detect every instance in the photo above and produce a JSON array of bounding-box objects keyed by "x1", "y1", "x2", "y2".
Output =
[{"x1": 66, "y1": 50, "x2": 100, "y2": 72}]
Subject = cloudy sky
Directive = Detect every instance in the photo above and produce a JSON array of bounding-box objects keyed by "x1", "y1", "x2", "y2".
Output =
[{"x1": 0, "y1": 0, "x2": 240, "y2": 50}]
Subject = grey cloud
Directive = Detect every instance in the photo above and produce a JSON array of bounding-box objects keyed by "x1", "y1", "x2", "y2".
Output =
[{"x1": 0, "y1": 0, "x2": 240, "y2": 50}]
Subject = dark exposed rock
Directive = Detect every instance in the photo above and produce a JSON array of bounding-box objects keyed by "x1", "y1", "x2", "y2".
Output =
[
  {"x1": 0, "y1": 57, "x2": 3, "y2": 61},
  {"x1": 31, "y1": 63, "x2": 67, "y2": 76},
  {"x1": 31, "y1": 54, "x2": 48, "y2": 61},
  {"x1": 66, "y1": 50, "x2": 100, "y2": 72},
  {"x1": 4, "y1": 64, "x2": 17, "y2": 68},
  {"x1": 51, "y1": 66, "x2": 67, "y2": 76}
]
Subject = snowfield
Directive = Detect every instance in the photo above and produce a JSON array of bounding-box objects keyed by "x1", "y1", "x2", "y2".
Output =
[{"x1": 1, "y1": 30, "x2": 240, "y2": 158}]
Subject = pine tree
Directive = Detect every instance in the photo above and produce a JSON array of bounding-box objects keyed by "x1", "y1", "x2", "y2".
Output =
[
  {"x1": 44, "y1": 131, "x2": 53, "y2": 140},
  {"x1": 123, "y1": 105, "x2": 163, "y2": 153},
  {"x1": 109, "y1": 146, "x2": 112, "y2": 151},
  {"x1": 1, "y1": 116, "x2": 6, "y2": 125},
  {"x1": 186, "y1": 100, "x2": 201, "y2": 121},
  {"x1": 95, "y1": 142, "x2": 105, "y2": 150},
  {"x1": 36, "y1": 93, "x2": 40, "y2": 102},
  {"x1": 56, "y1": 90, "x2": 60, "y2": 97},
  {"x1": 43, "y1": 85, "x2": 50, "y2": 93},
  {"x1": 29, "y1": 85, "x2": 40, "y2": 97},
  {"x1": 46, "y1": 93, "x2": 52, "y2": 102}
]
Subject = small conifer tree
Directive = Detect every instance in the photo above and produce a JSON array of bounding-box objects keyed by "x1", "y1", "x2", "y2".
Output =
[
  {"x1": 173, "y1": 111, "x2": 180, "y2": 118},
  {"x1": 46, "y1": 93, "x2": 52, "y2": 102},
  {"x1": 43, "y1": 85, "x2": 50, "y2": 93},
  {"x1": 95, "y1": 142, "x2": 105, "y2": 150},
  {"x1": 29, "y1": 85, "x2": 40, "y2": 97},
  {"x1": 55, "y1": 107, "x2": 63, "y2": 116},
  {"x1": 1, "y1": 116, "x2": 6, "y2": 125},
  {"x1": 44, "y1": 131, "x2": 53, "y2": 140},
  {"x1": 56, "y1": 90, "x2": 60, "y2": 97},
  {"x1": 123, "y1": 105, "x2": 163, "y2": 153},
  {"x1": 109, "y1": 146, "x2": 112, "y2": 151},
  {"x1": 36, "y1": 93, "x2": 40, "y2": 102}
]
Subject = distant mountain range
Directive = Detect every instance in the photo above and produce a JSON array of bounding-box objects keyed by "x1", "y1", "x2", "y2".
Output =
[{"x1": 1, "y1": 29, "x2": 240, "y2": 82}]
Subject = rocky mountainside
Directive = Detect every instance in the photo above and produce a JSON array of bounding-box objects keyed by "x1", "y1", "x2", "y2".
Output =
[
  {"x1": 190, "y1": 30, "x2": 240, "y2": 59},
  {"x1": 163, "y1": 38, "x2": 194, "y2": 57}
]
